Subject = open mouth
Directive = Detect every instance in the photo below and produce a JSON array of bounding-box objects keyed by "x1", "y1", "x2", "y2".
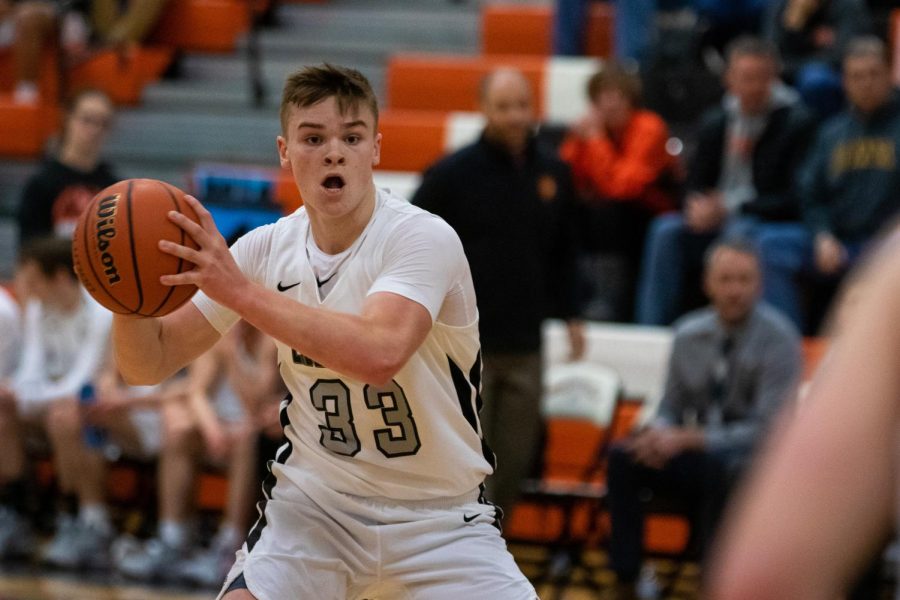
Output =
[{"x1": 322, "y1": 175, "x2": 345, "y2": 191}]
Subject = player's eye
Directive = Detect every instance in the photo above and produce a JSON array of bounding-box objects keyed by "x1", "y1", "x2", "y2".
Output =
[
  {"x1": 346, "y1": 134, "x2": 361, "y2": 144},
  {"x1": 305, "y1": 135, "x2": 321, "y2": 145}
]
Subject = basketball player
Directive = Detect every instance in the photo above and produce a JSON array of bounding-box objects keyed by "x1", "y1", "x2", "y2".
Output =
[
  {"x1": 706, "y1": 225, "x2": 900, "y2": 599},
  {"x1": 112, "y1": 64, "x2": 537, "y2": 599}
]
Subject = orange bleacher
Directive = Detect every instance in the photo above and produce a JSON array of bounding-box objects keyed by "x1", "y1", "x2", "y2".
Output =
[
  {"x1": 0, "y1": 0, "x2": 253, "y2": 156},
  {"x1": 505, "y1": 397, "x2": 691, "y2": 555},
  {"x1": 149, "y1": 0, "x2": 251, "y2": 52},
  {"x1": 68, "y1": 47, "x2": 176, "y2": 106},
  {"x1": 0, "y1": 99, "x2": 60, "y2": 158},
  {"x1": 377, "y1": 110, "x2": 449, "y2": 172},
  {"x1": 0, "y1": 48, "x2": 167, "y2": 156},
  {"x1": 387, "y1": 54, "x2": 547, "y2": 114},
  {"x1": 481, "y1": 2, "x2": 614, "y2": 58}
]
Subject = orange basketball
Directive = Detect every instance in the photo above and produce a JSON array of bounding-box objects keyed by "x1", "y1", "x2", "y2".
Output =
[{"x1": 72, "y1": 178, "x2": 201, "y2": 317}]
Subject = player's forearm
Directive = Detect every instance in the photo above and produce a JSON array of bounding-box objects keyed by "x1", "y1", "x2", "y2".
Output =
[
  {"x1": 114, "y1": 302, "x2": 221, "y2": 385},
  {"x1": 113, "y1": 315, "x2": 168, "y2": 385},
  {"x1": 232, "y1": 285, "x2": 415, "y2": 385}
]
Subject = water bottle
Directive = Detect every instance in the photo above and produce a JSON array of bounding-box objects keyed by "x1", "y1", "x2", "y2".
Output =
[{"x1": 79, "y1": 383, "x2": 107, "y2": 450}]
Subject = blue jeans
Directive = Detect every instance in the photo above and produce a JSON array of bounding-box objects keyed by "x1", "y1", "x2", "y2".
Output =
[
  {"x1": 636, "y1": 213, "x2": 757, "y2": 325},
  {"x1": 555, "y1": 0, "x2": 678, "y2": 59},
  {"x1": 757, "y1": 224, "x2": 864, "y2": 332}
]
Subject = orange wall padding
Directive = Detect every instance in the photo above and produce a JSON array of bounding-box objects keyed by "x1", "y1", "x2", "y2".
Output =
[
  {"x1": 377, "y1": 110, "x2": 448, "y2": 172},
  {"x1": 482, "y1": 2, "x2": 614, "y2": 58},
  {"x1": 387, "y1": 55, "x2": 546, "y2": 114},
  {"x1": 0, "y1": 100, "x2": 59, "y2": 157}
]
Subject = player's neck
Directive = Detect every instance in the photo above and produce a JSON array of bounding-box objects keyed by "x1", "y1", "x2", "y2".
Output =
[
  {"x1": 59, "y1": 143, "x2": 100, "y2": 172},
  {"x1": 308, "y1": 185, "x2": 377, "y2": 254}
]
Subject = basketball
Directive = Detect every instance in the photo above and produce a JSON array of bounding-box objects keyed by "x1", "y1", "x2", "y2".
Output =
[{"x1": 71, "y1": 178, "x2": 201, "y2": 317}]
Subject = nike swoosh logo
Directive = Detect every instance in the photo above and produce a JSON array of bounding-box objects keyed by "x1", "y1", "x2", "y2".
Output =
[
  {"x1": 463, "y1": 513, "x2": 480, "y2": 523},
  {"x1": 316, "y1": 273, "x2": 336, "y2": 288},
  {"x1": 277, "y1": 281, "x2": 301, "y2": 292}
]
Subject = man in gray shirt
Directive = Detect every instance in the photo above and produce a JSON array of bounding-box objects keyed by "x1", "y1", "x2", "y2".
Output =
[{"x1": 608, "y1": 238, "x2": 802, "y2": 599}]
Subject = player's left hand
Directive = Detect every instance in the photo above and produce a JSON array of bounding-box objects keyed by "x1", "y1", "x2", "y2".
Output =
[{"x1": 159, "y1": 195, "x2": 251, "y2": 310}]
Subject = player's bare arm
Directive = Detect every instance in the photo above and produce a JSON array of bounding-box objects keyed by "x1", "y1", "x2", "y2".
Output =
[
  {"x1": 161, "y1": 195, "x2": 433, "y2": 386},
  {"x1": 113, "y1": 303, "x2": 221, "y2": 385}
]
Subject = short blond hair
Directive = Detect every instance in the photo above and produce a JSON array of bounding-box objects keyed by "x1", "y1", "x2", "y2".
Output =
[{"x1": 280, "y1": 64, "x2": 379, "y2": 135}]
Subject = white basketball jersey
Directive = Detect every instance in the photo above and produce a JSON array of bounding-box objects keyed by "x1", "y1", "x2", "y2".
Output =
[{"x1": 194, "y1": 189, "x2": 493, "y2": 500}]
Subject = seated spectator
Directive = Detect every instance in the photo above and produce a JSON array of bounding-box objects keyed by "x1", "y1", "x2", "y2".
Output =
[
  {"x1": 608, "y1": 238, "x2": 802, "y2": 599},
  {"x1": 763, "y1": 0, "x2": 873, "y2": 118},
  {"x1": 176, "y1": 320, "x2": 281, "y2": 588},
  {"x1": 637, "y1": 36, "x2": 815, "y2": 325},
  {"x1": 554, "y1": 0, "x2": 766, "y2": 61},
  {"x1": 90, "y1": 0, "x2": 171, "y2": 49},
  {"x1": 707, "y1": 224, "x2": 900, "y2": 600},
  {"x1": 560, "y1": 62, "x2": 679, "y2": 321},
  {"x1": 0, "y1": 237, "x2": 113, "y2": 567},
  {"x1": 114, "y1": 320, "x2": 279, "y2": 588},
  {"x1": 0, "y1": 283, "x2": 19, "y2": 380},
  {"x1": 758, "y1": 36, "x2": 900, "y2": 334},
  {"x1": 17, "y1": 88, "x2": 117, "y2": 247},
  {"x1": 3, "y1": 0, "x2": 168, "y2": 105},
  {"x1": 1, "y1": 0, "x2": 91, "y2": 104}
]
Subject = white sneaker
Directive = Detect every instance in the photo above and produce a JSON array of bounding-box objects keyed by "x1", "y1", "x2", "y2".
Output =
[
  {"x1": 114, "y1": 536, "x2": 187, "y2": 581},
  {"x1": 175, "y1": 532, "x2": 238, "y2": 588},
  {"x1": 42, "y1": 516, "x2": 112, "y2": 570}
]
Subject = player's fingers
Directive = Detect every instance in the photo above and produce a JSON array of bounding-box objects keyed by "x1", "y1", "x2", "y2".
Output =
[
  {"x1": 168, "y1": 210, "x2": 209, "y2": 244},
  {"x1": 160, "y1": 272, "x2": 197, "y2": 287},
  {"x1": 159, "y1": 239, "x2": 202, "y2": 264},
  {"x1": 182, "y1": 194, "x2": 218, "y2": 231}
]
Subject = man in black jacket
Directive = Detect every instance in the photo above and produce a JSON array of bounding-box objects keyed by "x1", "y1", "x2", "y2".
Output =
[
  {"x1": 412, "y1": 68, "x2": 585, "y2": 516},
  {"x1": 636, "y1": 36, "x2": 816, "y2": 326}
]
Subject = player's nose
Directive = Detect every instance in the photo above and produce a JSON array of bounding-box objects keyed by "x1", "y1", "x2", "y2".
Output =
[{"x1": 323, "y1": 139, "x2": 346, "y2": 165}]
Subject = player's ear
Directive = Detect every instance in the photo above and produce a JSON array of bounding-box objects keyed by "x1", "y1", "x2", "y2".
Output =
[
  {"x1": 372, "y1": 131, "x2": 382, "y2": 167},
  {"x1": 276, "y1": 135, "x2": 290, "y2": 169}
]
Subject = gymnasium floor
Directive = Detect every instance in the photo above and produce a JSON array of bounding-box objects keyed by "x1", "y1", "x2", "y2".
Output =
[
  {"x1": 0, "y1": 548, "x2": 701, "y2": 600},
  {"x1": 0, "y1": 569, "x2": 209, "y2": 600}
]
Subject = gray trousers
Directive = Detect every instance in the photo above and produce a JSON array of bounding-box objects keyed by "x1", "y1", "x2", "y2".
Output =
[{"x1": 480, "y1": 352, "x2": 543, "y2": 516}]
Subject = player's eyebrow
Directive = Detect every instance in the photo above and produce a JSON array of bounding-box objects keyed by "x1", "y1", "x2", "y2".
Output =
[{"x1": 295, "y1": 120, "x2": 368, "y2": 131}]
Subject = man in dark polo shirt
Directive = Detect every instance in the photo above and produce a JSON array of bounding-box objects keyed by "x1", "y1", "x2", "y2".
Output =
[{"x1": 413, "y1": 67, "x2": 586, "y2": 517}]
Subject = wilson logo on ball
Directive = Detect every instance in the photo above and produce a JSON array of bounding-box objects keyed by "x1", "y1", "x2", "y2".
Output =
[
  {"x1": 95, "y1": 193, "x2": 121, "y2": 285},
  {"x1": 72, "y1": 178, "x2": 201, "y2": 317}
]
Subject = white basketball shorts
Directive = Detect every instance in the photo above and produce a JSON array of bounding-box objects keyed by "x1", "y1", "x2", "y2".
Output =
[{"x1": 216, "y1": 473, "x2": 537, "y2": 600}]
